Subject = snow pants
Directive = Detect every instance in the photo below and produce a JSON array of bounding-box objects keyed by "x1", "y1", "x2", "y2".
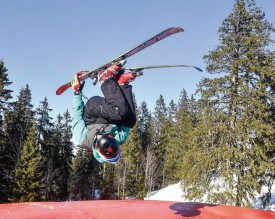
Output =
[{"x1": 83, "y1": 78, "x2": 136, "y2": 128}]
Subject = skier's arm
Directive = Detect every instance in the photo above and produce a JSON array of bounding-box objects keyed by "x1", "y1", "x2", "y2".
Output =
[
  {"x1": 111, "y1": 125, "x2": 130, "y2": 144},
  {"x1": 71, "y1": 73, "x2": 87, "y2": 144},
  {"x1": 71, "y1": 94, "x2": 87, "y2": 144}
]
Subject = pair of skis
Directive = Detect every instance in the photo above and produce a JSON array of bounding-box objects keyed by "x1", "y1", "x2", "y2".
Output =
[{"x1": 56, "y1": 27, "x2": 202, "y2": 95}]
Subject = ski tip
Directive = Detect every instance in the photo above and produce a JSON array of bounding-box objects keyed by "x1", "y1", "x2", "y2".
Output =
[
  {"x1": 193, "y1": 66, "x2": 203, "y2": 72},
  {"x1": 168, "y1": 27, "x2": 184, "y2": 33},
  {"x1": 56, "y1": 82, "x2": 71, "y2": 95},
  {"x1": 56, "y1": 89, "x2": 63, "y2": 95},
  {"x1": 175, "y1": 27, "x2": 184, "y2": 32}
]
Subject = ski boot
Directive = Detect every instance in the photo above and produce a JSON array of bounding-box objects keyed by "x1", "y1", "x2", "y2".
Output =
[
  {"x1": 97, "y1": 60, "x2": 127, "y2": 84},
  {"x1": 97, "y1": 64, "x2": 121, "y2": 84},
  {"x1": 117, "y1": 71, "x2": 143, "y2": 85}
]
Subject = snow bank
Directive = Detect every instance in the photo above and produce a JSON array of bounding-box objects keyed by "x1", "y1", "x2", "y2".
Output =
[
  {"x1": 145, "y1": 182, "x2": 275, "y2": 211},
  {"x1": 144, "y1": 182, "x2": 187, "y2": 202}
]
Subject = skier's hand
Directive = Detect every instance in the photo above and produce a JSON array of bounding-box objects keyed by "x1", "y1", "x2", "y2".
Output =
[{"x1": 72, "y1": 72, "x2": 85, "y2": 94}]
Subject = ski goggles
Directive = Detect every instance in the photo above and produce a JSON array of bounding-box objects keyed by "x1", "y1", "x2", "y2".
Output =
[{"x1": 97, "y1": 146, "x2": 121, "y2": 164}]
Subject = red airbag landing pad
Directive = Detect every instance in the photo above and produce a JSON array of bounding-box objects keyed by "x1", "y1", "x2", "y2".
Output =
[{"x1": 0, "y1": 200, "x2": 274, "y2": 219}]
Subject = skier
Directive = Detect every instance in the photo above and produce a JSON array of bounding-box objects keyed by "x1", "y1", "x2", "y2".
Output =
[{"x1": 71, "y1": 63, "x2": 141, "y2": 164}]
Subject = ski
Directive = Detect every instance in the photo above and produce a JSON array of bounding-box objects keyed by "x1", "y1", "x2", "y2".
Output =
[
  {"x1": 122, "y1": 64, "x2": 203, "y2": 72},
  {"x1": 56, "y1": 27, "x2": 184, "y2": 95}
]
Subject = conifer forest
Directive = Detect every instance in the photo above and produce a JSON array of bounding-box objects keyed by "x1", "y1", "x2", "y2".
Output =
[{"x1": 0, "y1": 0, "x2": 274, "y2": 208}]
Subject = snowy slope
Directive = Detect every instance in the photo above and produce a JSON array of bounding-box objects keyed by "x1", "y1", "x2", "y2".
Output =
[
  {"x1": 144, "y1": 182, "x2": 275, "y2": 211},
  {"x1": 144, "y1": 183, "x2": 187, "y2": 202}
]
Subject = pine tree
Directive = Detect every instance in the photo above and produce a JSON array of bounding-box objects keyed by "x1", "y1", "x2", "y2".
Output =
[
  {"x1": 152, "y1": 94, "x2": 168, "y2": 189},
  {"x1": 153, "y1": 95, "x2": 168, "y2": 146},
  {"x1": 44, "y1": 112, "x2": 74, "y2": 201},
  {"x1": 13, "y1": 127, "x2": 44, "y2": 202},
  {"x1": 114, "y1": 97, "x2": 145, "y2": 199},
  {"x1": 43, "y1": 114, "x2": 63, "y2": 201},
  {"x1": 138, "y1": 101, "x2": 156, "y2": 194},
  {"x1": 9, "y1": 84, "x2": 35, "y2": 160},
  {"x1": 181, "y1": 0, "x2": 275, "y2": 207},
  {"x1": 43, "y1": 122, "x2": 62, "y2": 201},
  {"x1": 36, "y1": 97, "x2": 53, "y2": 147},
  {"x1": 100, "y1": 164, "x2": 117, "y2": 199},
  {"x1": 70, "y1": 147, "x2": 100, "y2": 200},
  {"x1": 115, "y1": 116, "x2": 145, "y2": 199},
  {"x1": 57, "y1": 110, "x2": 74, "y2": 201},
  {"x1": 0, "y1": 60, "x2": 13, "y2": 203},
  {"x1": 164, "y1": 90, "x2": 196, "y2": 185},
  {"x1": 1, "y1": 85, "x2": 35, "y2": 202},
  {"x1": 160, "y1": 99, "x2": 177, "y2": 186},
  {"x1": 35, "y1": 97, "x2": 54, "y2": 200},
  {"x1": 0, "y1": 60, "x2": 12, "y2": 113},
  {"x1": 138, "y1": 101, "x2": 151, "y2": 151}
]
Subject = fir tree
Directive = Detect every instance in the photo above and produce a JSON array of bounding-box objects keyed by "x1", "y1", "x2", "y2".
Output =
[
  {"x1": 114, "y1": 97, "x2": 145, "y2": 199},
  {"x1": 164, "y1": 90, "x2": 196, "y2": 185},
  {"x1": 152, "y1": 94, "x2": 168, "y2": 189},
  {"x1": 0, "y1": 60, "x2": 12, "y2": 113},
  {"x1": 57, "y1": 110, "x2": 74, "y2": 201},
  {"x1": 35, "y1": 97, "x2": 54, "y2": 200},
  {"x1": 138, "y1": 101, "x2": 152, "y2": 151},
  {"x1": 0, "y1": 60, "x2": 13, "y2": 203},
  {"x1": 3, "y1": 85, "x2": 35, "y2": 162},
  {"x1": 1, "y1": 85, "x2": 35, "y2": 202},
  {"x1": 36, "y1": 97, "x2": 53, "y2": 147},
  {"x1": 70, "y1": 147, "x2": 100, "y2": 200},
  {"x1": 153, "y1": 95, "x2": 168, "y2": 146},
  {"x1": 43, "y1": 122, "x2": 62, "y2": 201},
  {"x1": 44, "y1": 112, "x2": 74, "y2": 201},
  {"x1": 13, "y1": 127, "x2": 44, "y2": 202},
  {"x1": 115, "y1": 115, "x2": 145, "y2": 199},
  {"x1": 100, "y1": 164, "x2": 117, "y2": 199},
  {"x1": 43, "y1": 114, "x2": 64, "y2": 201},
  {"x1": 160, "y1": 99, "x2": 177, "y2": 187},
  {"x1": 138, "y1": 101, "x2": 156, "y2": 194},
  {"x1": 182, "y1": 0, "x2": 275, "y2": 207}
]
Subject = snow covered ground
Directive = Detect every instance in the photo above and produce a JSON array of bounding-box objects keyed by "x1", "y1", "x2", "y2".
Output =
[{"x1": 144, "y1": 182, "x2": 275, "y2": 211}]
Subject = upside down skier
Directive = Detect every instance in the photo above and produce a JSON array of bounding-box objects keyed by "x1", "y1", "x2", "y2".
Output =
[{"x1": 71, "y1": 63, "x2": 141, "y2": 164}]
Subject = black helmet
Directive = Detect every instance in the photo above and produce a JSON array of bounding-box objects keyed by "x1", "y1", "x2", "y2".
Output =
[{"x1": 95, "y1": 134, "x2": 119, "y2": 159}]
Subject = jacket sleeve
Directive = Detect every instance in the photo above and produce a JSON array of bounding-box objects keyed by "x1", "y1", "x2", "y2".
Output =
[{"x1": 71, "y1": 94, "x2": 88, "y2": 145}]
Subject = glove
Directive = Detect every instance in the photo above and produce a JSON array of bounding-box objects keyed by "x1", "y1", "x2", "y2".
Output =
[{"x1": 71, "y1": 72, "x2": 85, "y2": 95}]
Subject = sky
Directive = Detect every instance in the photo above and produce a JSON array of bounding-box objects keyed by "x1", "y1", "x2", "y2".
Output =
[{"x1": 1, "y1": 0, "x2": 275, "y2": 118}]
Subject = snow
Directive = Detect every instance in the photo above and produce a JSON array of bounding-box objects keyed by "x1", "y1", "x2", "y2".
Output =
[
  {"x1": 144, "y1": 182, "x2": 188, "y2": 202},
  {"x1": 144, "y1": 182, "x2": 275, "y2": 211},
  {"x1": 253, "y1": 187, "x2": 275, "y2": 212}
]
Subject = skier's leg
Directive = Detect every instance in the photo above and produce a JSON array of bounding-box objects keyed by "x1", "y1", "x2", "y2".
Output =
[
  {"x1": 83, "y1": 78, "x2": 130, "y2": 125},
  {"x1": 117, "y1": 84, "x2": 136, "y2": 128},
  {"x1": 83, "y1": 96, "x2": 109, "y2": 125}
]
